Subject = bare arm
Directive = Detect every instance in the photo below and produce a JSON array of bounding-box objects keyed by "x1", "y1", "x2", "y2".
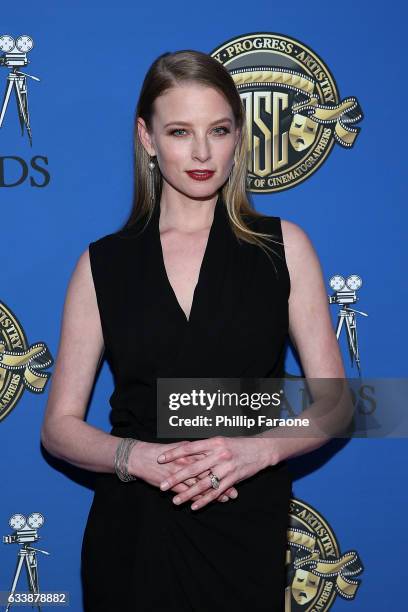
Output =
[
  {"x1": 41, "y1": 247, "x2": 122, "y2": 473},
  {"x1": 283, "y1": 220, "x2": 345, "y2": 379},
  {"x1": 262, "y1": 220, "x2": 349, "y2": 464}
]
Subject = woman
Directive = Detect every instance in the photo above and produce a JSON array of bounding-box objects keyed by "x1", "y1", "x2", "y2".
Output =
[{"x1": 41, "y1": 50, "x2": 345, "y2": 611}]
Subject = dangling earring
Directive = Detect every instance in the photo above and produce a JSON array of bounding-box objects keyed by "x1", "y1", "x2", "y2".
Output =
[{"x1": 148, "y1": 155, "x2": 157, "y2": 205}]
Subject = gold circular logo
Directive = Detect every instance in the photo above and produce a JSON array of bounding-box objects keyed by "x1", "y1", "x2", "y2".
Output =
[
  {"x1": 210, "y1": 32, "x2": 363, "y2": 192},
  {"x1": 286, "y1": 498, "x2": 364, "y2": 610},
  {"x1": 0, "y1": 300, "x2": 53, "y2": 421}
]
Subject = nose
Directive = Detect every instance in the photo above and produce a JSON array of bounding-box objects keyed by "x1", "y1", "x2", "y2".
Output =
[{"x1": 191, "y1": 135, "x2": 211, "y2": 162}]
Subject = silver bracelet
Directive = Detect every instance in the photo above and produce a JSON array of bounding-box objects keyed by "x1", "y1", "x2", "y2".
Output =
[{"x1": 114, "y1": 437, "x2": 139, "y2": 482}]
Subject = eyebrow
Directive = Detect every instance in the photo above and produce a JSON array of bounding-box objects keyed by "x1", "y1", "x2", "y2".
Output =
[{"x1": 163, "y1": 117, "x2": 233, "y2": 128}]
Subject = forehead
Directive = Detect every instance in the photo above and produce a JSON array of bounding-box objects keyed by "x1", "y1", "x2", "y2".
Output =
[{"x1": 152, "y1": 84, "x2": 233, "y2": 124}]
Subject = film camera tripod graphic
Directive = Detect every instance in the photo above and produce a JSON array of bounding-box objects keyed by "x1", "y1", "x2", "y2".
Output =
[
  {"x1": 3, "y1": 512, "x2": 49, "y2": 611},
  {"x1": 0, "y1": 34, "x2": 40, "y2": 146},
  {"x1": 328, "y1": 274, "x2": 368, "y2": 375}
]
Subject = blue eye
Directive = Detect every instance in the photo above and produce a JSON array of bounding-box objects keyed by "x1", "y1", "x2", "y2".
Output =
[
  {"x1": 170, "y1": 129, "x2": 187, "y2": 136},
  {"x1": 213, "y1": 126, "x2": 230, "y2": 135},
  {"x1": 169, "y1": 126, "x2": 230, "y2": 136}
]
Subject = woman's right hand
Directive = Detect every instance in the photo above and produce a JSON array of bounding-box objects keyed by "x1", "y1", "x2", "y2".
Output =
[{"x1": 128, "y1": 440, "x2": 238, "y2": 503}]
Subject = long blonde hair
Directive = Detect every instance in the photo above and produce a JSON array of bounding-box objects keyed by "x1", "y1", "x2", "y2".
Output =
[{"x1": 120, "y1": 49, "x2": 284, "y2": 266}]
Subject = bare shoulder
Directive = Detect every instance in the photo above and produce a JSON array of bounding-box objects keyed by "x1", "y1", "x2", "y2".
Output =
[
  {"x1": 280, "y1": 218, "x2": 308, "y2": 241},
  {"x1": 65, "y1": 247, "x2": 94, "y2": 301},
  {"x1": 65, "y1": 247, "x2": 98, "y2": 316},
  {"x1": 280, "y1": 219, "x2": 320, "y2": 282},
  {"x1": 74, "y1": 246, "x2": 92, "y2": 277}
]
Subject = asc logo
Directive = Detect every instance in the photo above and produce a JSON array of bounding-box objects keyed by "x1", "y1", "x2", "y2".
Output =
[
  {"x1": 211, "y1": 32, "x2": 363, "y2": 192},
  {"x1": 286, "y1": 498, "x2": 364, "y2": 610}
]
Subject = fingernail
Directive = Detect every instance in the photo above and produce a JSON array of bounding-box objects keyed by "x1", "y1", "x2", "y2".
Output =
[
  {"x1": 230, "y1": 491, "x2": 238, "y2": 499},
  {"x1": 160, "y1": 481, "x2": 169, "y2": 490},
  {"x1": 191, "y1": 503, "x2": 199, "y2": 510},
  {"x1": 173, "y1": 496, "x2": 181, "y2": 504},
  {"x1": 157, "y1": 454, "x2": 165, "y2": 462},
  {"x1": 221, "y1": 495, "x2": 229, "y2": 502}
]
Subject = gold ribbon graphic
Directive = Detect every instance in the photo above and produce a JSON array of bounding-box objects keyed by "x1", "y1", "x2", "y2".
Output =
[
  {"x1": 230, "y1": 67, "x2": 363, "y2": 148},
  {"x1": 0, "y1": 341, "x2": 53, "y2": 392},
  {"x1": 287, "y1": 527, "x2": 364, "y2": 600}
]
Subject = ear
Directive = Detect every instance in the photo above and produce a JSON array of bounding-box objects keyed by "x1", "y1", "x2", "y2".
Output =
[{"x1": 137, "y1": 117, "x2": 156, "y2": 157}]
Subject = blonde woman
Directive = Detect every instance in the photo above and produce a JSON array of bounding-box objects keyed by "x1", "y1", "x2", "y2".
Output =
[{"x1": 41, "y1": 50, "x2": 345, "y2": 611}]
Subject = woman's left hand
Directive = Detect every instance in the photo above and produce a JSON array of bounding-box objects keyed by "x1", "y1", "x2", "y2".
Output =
[{"x1": 157, "y1": 436, "x2": 274, "y2": 510}]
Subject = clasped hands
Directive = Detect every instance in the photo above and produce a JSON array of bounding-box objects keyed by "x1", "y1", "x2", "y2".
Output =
[{"x1": 156, "y1": 436, "x2": 273, "y2": 511}]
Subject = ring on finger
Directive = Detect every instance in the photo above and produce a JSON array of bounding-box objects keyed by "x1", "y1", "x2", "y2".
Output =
[{"x1": 208, "y1": 471, "x2": 220, "y2": 489}]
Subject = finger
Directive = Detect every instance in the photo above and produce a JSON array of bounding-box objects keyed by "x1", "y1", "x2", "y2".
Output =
[
  {"x1": 170, "y1": 480, "x2": 204, "y2": 503},
  {"x1": 218, "y1": 495, "x2": 230, "y2": 502},
  {"x1": 184, "y1": 477, "x2": 199, "y2": 487},
  {"x1": 215, "y1": 489, "x2": 237, "y2": 502},
  {"x1": 172, "y1": 482, "x2": 190, "y2": 493},
  {"x1": 157, "y1": 440, "x2": 213, "y2": 463},
  {"x1": 224, "y1": 486, "x2": 238, "y2": 499},
  {"x1": 195, "y1": 471, "x2": 237, "y2": 498},
  {"x1": 177, "y1": 479, "x2": 238, "y2": 502},
  {"x1": 196, "y1": 469, "x2": 211, "y2": 479},
  {"x1": 173, "y1": 486, "x2": 203, "y2": 501},
  {"x1": 171, "y1": 477, "x2": 199, "y2": 492},
  {"x1": 176, "y1": 480, "x2": 237, "y2": 502},
  {"x1": 171, "y1": 476, "x2": 215, "y2": 505},
  {"x1": 216, "y1": 488, "x2": 236, "y2": 502},
  {"x1": 191, "y1": 476, "x2": 237, "y2": 510},
  {"x1": 176, "y1": 481, "x2": 236, "y2": 504},
  {"x1": 171, "y1": 476, "x2": 199, "y2": 490},
  {"x1": 175, "y1": 457, "x2": 193, "y2": 466},
  {"x1": 171, "y1": 465, "x2": 231, "y2": 506},
  {"x1": 185, "y1": 477, "x2": 210, "y2": 502},
  {"x1": 195, "y1": 472, "x2": 237, "y2": 501},
  {"x1": 175, "y1": 455, "x2": 206, "y2": 468},
  {"x1": 156, "y1": 441, "x2": 192, "y2": 463},
  {"x1": 176, "y1": 455, "x2": 201, "y2": 465},
  {"x1": 160, "y1": 455, "x2": 216, "y2": 491}
]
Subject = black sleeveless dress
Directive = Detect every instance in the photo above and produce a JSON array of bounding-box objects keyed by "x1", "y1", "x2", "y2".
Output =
[{"x1": 81, "y1": 193, "x2": 293, "y2": 611}]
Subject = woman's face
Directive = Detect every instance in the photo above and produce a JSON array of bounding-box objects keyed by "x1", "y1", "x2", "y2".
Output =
[{"x1": 139, "y1": 83, "x2": 241, "y2": 199}]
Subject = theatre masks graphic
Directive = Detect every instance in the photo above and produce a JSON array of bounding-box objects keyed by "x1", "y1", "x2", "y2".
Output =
[{"x1": 289, "y1": 114, "x2": 319, "y2": 152}]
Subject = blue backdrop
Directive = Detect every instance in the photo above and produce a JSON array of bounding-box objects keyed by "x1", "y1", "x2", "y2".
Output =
[{"x1": 1, "y1": 1, "x2": 406, "y2": 609}]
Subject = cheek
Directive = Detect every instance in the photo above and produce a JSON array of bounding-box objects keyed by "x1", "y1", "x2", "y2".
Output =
[
  {"x1": 157, "y1": 142, "x2": 187, "y2": 172},
  {"x1": 218, "y1": 141, "x2": 236, "y2": 164}
]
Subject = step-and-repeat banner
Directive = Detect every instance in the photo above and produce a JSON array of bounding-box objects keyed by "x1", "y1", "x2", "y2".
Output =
[{"x1": 1, "y1": 2, "x2": 405, "y2": 610}]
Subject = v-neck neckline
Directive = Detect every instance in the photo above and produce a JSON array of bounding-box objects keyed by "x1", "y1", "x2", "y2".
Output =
[{"x1": 154, "y1": 194, "x2": 223, "y2": 325}]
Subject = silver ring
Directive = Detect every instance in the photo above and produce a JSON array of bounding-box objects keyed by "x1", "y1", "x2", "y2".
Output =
[{"x1": 208, "y1": 471, "x2": 220, "y2": 489}]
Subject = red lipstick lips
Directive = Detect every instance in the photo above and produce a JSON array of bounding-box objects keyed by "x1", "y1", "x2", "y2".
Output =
[{"x1": 186, "y1": 170, "x2": 215, "y2": 181}]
